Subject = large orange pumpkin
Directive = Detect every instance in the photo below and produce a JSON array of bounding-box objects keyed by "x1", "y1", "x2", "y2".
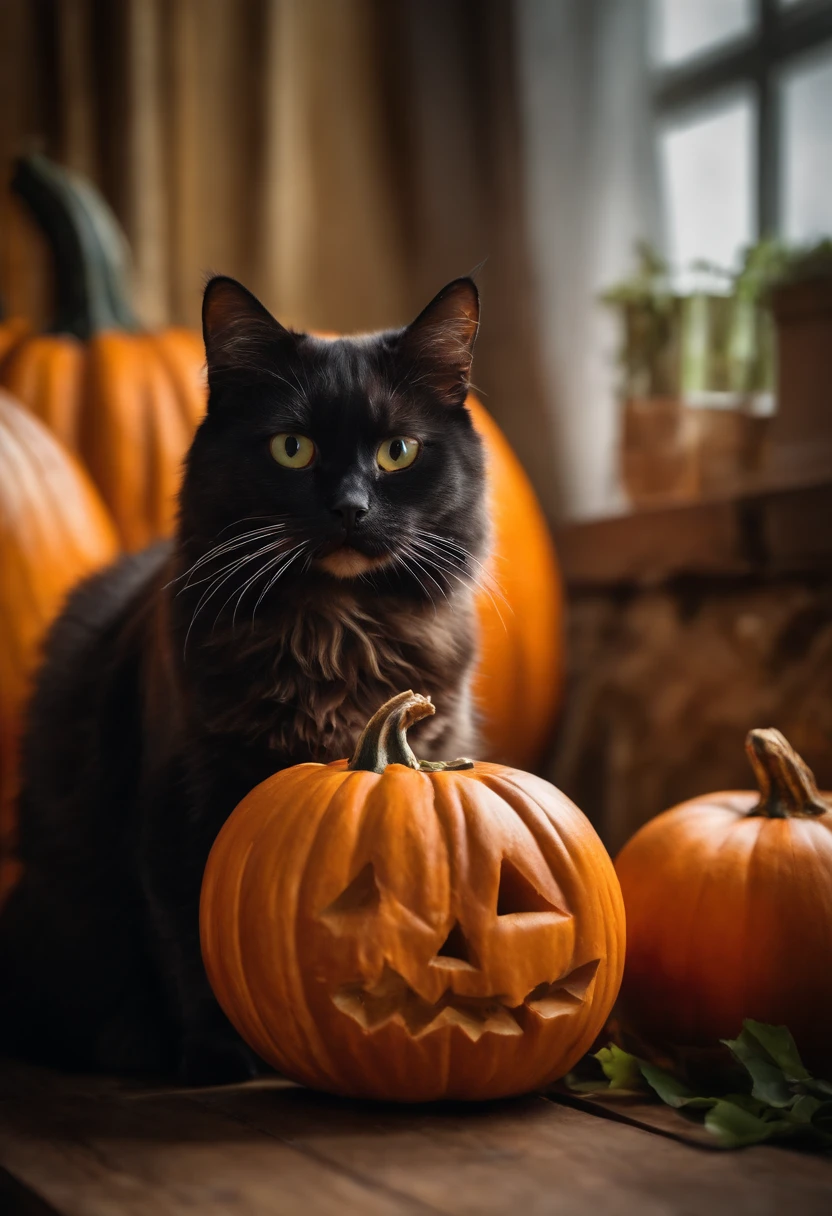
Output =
[
  {"x1": 465, "y1": 395, "x2": 562, "y2": 769},
  {"x1": 615, "y1": 728, "x2": 832, "y2": 1074},
  {"x1": 0, "y1": 154, "x2": 205, "y2": 551},
  {"x1": 201, "y1": 690, "x2": 624, "y2": 1101},
  {"x1": 0, "y1": 390, "x2": 118, "y2": 905},
  {"x1": 0, "y1": 317, "x2": 29, "y2": 364}
]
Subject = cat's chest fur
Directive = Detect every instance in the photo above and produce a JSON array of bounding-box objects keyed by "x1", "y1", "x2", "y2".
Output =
[{"x1": 181, "y1": 584, "x2": 479, "y2": 768}]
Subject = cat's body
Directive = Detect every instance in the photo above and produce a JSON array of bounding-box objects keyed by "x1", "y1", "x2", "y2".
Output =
[{"x1": 0, "y1": 277, "x2": 488, "y2": 1083}]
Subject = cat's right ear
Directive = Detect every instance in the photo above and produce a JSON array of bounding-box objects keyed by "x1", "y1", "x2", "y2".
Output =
[{"x1": 202, "y1": 276, "x2": 294, "y2": 399}]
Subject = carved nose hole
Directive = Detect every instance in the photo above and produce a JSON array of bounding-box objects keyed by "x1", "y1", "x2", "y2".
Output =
[
  {"x1": 497, "y1": 858, "x2": 561, "y2": 916},
  {"x1": 431, "y1": 920, "x2": 479, "y2": 971}
]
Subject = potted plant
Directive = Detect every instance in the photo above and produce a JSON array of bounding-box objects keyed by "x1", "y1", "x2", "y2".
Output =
[
  {"x1": 602, "y1": 240, "x2": 799, "y2": 506},
  {"x1": 601, "y1": 244, "x2": 696, "y2": 504}
]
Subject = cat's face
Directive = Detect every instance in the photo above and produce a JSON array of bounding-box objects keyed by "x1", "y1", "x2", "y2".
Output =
[{"x1": 178, "y1": 278, "x2": 488, "y2": 611}]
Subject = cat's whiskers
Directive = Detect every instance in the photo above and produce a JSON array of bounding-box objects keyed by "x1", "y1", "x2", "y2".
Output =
[
  {"x1": 409, "y1": 535, "x2": 509, "y2": 634},
  {"x1": 176, "y1": 529, "x2": 291, "y2": 594},
  {"x1": 217, "y1": 514, "x2": 291, "y2": 536},
  {"x1": 229, "y1": 539, "x2": 308, "y2": 630},
  {"x1": 390, "y1": 550, "x2": 439, "y2": 616},
  {"x1": 402, "y1": 547, "x2": 449, "y2": 606},
  {"x1": 414, "y1": 530, "x2": 511, "y2": 610},
  {"x1": 183, "y1": 536, "x2": 293, "y2": 655},
  {"x1": 167, "y1": 522, "x2": 290, "y2": 590},
  {"x1": 250, "y1": 541, "x2": 311, "y2": 625},
  {"x1": 222, "y1": 545, "x2": 302, "y2": 633}
]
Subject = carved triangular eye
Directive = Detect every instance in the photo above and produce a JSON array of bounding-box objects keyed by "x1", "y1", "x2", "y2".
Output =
[
  {"x1": 320, "y1": 862, "x2": 380, "y2": 933},
  {"x1": 431, "y1": 920, "x2": 479, "y2": 971},
  {"x1": 496, "y1": 858, "x2": 560, "y2": 916}
]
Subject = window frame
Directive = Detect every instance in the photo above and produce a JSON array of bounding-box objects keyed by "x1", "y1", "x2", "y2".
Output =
[{"x1": 653, "y1": 0, "x2": 832, "y2": 236}]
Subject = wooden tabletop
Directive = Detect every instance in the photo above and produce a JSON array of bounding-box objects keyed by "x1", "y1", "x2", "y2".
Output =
[{"x1": 1, "y1": 1059, "x2": 830, "y2": 1215}]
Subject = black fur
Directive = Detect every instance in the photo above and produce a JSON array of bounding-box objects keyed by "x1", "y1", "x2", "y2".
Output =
[{"x1": 0, "y1": 277, "x2": 488, "y2": 1083}]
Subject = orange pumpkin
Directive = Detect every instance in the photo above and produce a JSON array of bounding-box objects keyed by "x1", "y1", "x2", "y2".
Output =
[
  {"x1": 0, "y1": 390, "x2": 118, "y2": 905},
  {"x1": 615, "y1": 729, "x2": 832, "y2": 1074},
  {"x1": 201, "y1": 690, "x2": 624, "y2": 1101},
  {"x1": 0, "y1": 154, "x2": 205, "y2": 551},
  {"x1": 0, "y1": 317, "x2": 29, "y2": 364},
  {"x1": 466, "y1": 395, "x2": 562, "y2": 769}
]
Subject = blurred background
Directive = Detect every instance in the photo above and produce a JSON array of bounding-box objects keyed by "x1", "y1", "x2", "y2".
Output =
[{"x1": 1, "y1": 0, "x2": 832, "y2": 849}]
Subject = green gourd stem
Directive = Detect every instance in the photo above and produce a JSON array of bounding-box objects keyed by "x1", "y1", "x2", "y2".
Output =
[
  {"x1": 745, "y1": 728, "x2": 830, "y2": 818},
  {"x1": 12, "y1": 153, "x2": 140, "y2": 338},
  {"x1": 348, "y1": 690, "x2": 474, "y2": 774}
]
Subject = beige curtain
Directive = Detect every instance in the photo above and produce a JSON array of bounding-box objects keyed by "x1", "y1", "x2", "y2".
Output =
[{"x1": 0, "y1": 0, "x2": 556, "y2": 514}]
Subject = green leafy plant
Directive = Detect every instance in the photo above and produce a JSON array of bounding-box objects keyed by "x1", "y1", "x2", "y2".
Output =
[
  {"x1": 565, "y1": 1020, "x2": 832, "y2": 1150},
  {"x1": 600, "y1": 242, "x2": 680, "y2": 398},
  {"x1": 602, "y1": 236, "x2": 832, "y2": 402}
]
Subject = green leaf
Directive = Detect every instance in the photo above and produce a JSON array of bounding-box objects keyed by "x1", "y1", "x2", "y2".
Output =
[
  {"x1": 722, "y1": 1093, "x2": 771, "y2": 1117},
  {"x1": 722, "y1": 1029, "x2": 794, "y2": 1106},
  {"x1": 810, "y1": 1101, "x2": 832, "y2": 1133},
  {"x1": 568, "y1": 1024, "x2": 832, "y2": 1154},
  {"x1": 638, "y1": 1063, "x2": 715, "y2": 1110},
  {"x1": 594, "y1": 1044, "x2": 643, "y2": 1091},
  {"x1": 704, "y1": 1100, "x2": 798, "y2": 1149},
  {"x1": 741, "y1": 1020, "x2": 810, "y2": 1081},
  {"x1": 790, "y1": 1095, "x2": 822, "y2": 1124},
  {"x1": 803, "y1": 1077, "x2": 832, "y2": 1099},
  {"x1": 563, "y1": 1075, "x2": 618, "y2": 1095}
]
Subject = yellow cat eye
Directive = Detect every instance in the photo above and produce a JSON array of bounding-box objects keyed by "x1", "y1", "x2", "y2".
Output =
[
  {"x1": 270, "y1": 433, "x2": 315, "y2": 469},
  {"x1": 377, "y1": 436, "x2": 420, "y2": 472}
]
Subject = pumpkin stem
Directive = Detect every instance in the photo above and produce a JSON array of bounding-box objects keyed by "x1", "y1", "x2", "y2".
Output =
[
  {"x1": 348, "y1": 691, "x2": 475, "y2": 775},
  {"x1": 12, "y1": 154, "x2": 140, "y2": 338},
  {"x1": 745, "y1": 728, "x2": 830, "y2": 818}
]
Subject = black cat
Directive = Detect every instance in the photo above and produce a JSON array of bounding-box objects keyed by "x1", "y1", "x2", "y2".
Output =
[{"x1": 0, "y1": 275, "x2": 489, "y2": 1084}]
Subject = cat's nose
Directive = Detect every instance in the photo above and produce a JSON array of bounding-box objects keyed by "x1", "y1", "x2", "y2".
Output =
[{"x1": 331, "y1": 492, "x2": 369, "y2": 534}]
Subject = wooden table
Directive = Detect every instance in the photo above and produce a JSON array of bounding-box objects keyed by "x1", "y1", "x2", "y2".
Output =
[{"x1": 1, "y1": 1059, "x2": 830, "y2": 1215}]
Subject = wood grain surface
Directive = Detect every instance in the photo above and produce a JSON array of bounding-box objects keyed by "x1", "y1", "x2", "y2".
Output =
[{"x1": 1, "y1": 1059, "x2": 830, "y2": 1215}]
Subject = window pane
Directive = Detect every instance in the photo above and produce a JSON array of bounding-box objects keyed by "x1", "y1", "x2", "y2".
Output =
[
  {"x1": 781, "y1": 49, "x2": 832, "y2": 243},
  {"x1": 659, "y1": 94, "x2": 756, "y2": 289},
  {"x1": 652, "y1": 0, "x2": 754, "y2": 67}
]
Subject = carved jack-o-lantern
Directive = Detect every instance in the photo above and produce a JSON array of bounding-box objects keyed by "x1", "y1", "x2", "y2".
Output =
[{"x1": 200, "y1": 692, "x2": 625, "y2": 1101}]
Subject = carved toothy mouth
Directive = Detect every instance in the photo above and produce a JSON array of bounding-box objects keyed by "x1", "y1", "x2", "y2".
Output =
[{"x1": 331, "y1": 958, "x2": 600, "y2": 1042}]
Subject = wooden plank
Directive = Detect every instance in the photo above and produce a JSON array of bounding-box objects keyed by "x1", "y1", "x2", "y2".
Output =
[
  {"x1": 191, "y1": 1076, "x2": 832, "y2": 1216},
  {"x1": 555, "y1": 499, "x2": 747, "y2": 586},
  {"x1": 1, "y1": 1058, "x2": 831, "y2": 1216},
  {"x1": 552, "y1": 1089, "x2": 721, "y2": 1149},
  {"x1": 555, "y1": 481, "x2": 832, "y2": 588},
  {"x1": 0, "y1": 1061, "x2": 438, "y2": 1216},
  {"x1": 0, "y1": 1165, "x2": 62, "y2": 1216}
]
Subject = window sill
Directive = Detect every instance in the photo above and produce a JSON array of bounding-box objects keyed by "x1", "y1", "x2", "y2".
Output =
[{"x1": 555, "y1": 476, "x2": 832, "y2": 588}]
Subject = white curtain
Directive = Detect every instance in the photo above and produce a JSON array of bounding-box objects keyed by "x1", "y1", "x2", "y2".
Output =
[{"x1": 516, "y1": 0, "x2": 660, "y2": 520}]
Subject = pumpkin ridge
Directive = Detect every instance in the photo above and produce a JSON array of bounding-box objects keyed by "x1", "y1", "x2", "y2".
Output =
[
  {"x1": 252, "y1": 778, "x2": 333, "y2": 1083},
  {"x1": 151, "y1": 331, "x2": 207, "y2": 434},
  {"x1": 0, "y1": 393, "x2": 116, "y2": 905},
  {"x1": 294, "y1": 768, "x2": 386, "y2": 1088},
  {"x1": 226, "y1": 835, "x2": 286, "y2": 1071}
]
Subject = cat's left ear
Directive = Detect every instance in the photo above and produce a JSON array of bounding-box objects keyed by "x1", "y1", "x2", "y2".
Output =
[
  {"x1": 202, "y1": 275, "x2": 295, "y2": 399},
  {"x1": 399, "y1": 278, "x2": 479, "y2": 406}
]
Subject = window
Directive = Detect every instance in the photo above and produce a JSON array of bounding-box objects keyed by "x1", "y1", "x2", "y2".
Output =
[
  {"x1": 781, "y1": 45, "x2": 832, "y2": 240},
  {"x1": 652, "y1": 0, "x2": 832, "y2": 283}
]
